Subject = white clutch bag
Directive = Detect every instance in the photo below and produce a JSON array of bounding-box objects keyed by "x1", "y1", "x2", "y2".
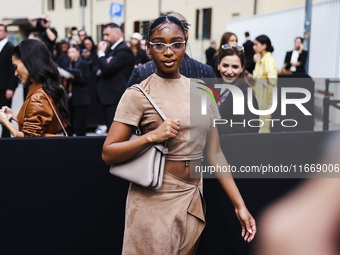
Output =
[{"x1": 109, "y1": 85, "x2": 168, "y2": 190}]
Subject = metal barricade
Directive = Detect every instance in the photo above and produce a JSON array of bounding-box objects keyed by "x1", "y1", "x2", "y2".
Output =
[{"x1": 323, "y1": 79, "x2": 340, "y2": 130}]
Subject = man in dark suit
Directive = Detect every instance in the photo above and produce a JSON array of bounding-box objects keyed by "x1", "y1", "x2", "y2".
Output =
[
  {"x1": 96, "y1": 23, "x2": 134, "y2": 129},
  {"x1": 127, "y1": 12, "x2": 216, "y2": 86},
  {"x1": 283, "y1": 37, "x2": 308, "y2": 74},
  {"x1": 243, "y1": 32, "x2": 255, "y2": 74},
  {"x1": 0, "y1": 24, "x2": 17, "y2": 138}
]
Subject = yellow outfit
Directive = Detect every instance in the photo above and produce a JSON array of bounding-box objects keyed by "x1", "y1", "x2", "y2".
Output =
[{"x1": 252, "y1": 52, "x2": 278, "y2": 133}]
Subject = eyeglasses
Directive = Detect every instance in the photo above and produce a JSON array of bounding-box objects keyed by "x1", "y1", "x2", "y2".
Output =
[
  {"x1": 221, "y1": 44, "x2": 244, "y2": 51},
  {"x1": 149, "y1": 41, "x2": 186, "y2": 53}
]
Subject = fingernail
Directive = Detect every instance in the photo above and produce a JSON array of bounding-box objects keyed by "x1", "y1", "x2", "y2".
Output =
[{"x1": 248, "y1": 229, "x2": 253, "y2": 233}]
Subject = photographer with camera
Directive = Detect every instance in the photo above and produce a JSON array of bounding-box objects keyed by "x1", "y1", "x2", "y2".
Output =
[{"x1": 28, "y1": 15, "x2": 57, "y2": 55}]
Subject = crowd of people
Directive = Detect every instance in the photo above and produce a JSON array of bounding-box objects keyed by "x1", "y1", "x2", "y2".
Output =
[
  {"x1": 0, "y1": 13, "x2": 308, "y2": 137},
  {"x1": 0, "y1": 10, "x2": 318, "y2": 255},
  {"x1": 206, "y1": 31, "x2": 308, "y2": 133}
]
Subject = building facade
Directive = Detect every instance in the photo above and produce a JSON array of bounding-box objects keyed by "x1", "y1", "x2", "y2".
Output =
[{"x1": 1, "y1": 0, "x2": 327, "y2": 61}]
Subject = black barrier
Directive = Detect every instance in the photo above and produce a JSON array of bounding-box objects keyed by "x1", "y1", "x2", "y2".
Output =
[
  {"x1": 0, "y1": 137, "x2": 129, "y2": 255},
  {"x1": 198, "y1": 130, "x2": 337, "y2": 255},
  {"x1": 0, "y1": 131, "x2": 338, "y2": 255}
]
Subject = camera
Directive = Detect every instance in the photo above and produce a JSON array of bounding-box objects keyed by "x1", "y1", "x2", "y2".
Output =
[{"x1": 37, "y1": 18, "x2": 48, "y2": 26}]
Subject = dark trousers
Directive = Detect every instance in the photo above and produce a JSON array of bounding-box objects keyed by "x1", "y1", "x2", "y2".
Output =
[
  {"x1": 67, "y1": 104, "x2": 88, "y2": 136},
  {"x1": 102, "y1": 104, "x2": 117, "y2": 130},
  {"x1": 0, "y1": 90, "x2": 12, "y2": 138}
]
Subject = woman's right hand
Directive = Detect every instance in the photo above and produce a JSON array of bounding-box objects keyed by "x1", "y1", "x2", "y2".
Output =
[
  {"x1": 0, "y1": 110, "x2": 7, "y2": 124},
  {"x1": 146, "y1": 119, "x2": 180, "y2": 143},
  {"x1": 0, "y1": 106, "x2": 14, "y2": 121}
]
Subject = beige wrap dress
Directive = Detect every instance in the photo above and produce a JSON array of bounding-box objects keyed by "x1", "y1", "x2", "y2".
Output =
[{"x1": 114, "y1": 74, "x2": 220, "y2": 254}]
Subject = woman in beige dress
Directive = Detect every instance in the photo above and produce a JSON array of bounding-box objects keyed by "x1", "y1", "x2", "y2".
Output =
[{"x1": 102, "y1": 15, "x2": 256, "y2": 254}]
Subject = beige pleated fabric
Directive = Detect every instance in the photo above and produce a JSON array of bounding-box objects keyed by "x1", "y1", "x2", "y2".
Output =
[{"x1": 122, "y1": 171, "x2": 206, "y2": 255}]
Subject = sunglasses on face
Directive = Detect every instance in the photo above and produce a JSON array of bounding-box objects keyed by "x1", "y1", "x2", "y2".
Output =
[
  {"x1": 221, "y1": 44, "x2": 244, "y2": 51},
  {"x1": 149, "y1": 41, "x2": 186, "y2": 53}
]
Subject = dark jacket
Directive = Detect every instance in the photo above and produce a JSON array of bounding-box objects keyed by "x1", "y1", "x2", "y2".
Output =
[
  {"x1": 127, "y1": 54, "x2": 216, "y2": 86},
  {"x1": 218, "y1": 82, "x2": 259, "y2": 134},
  {"x1": 284, "y1": 50, "x2": 308, "y2": 73},
  {"x1": 96, "y1": 41, "x2": 134, "y2": 105},
  {"x1": 56, "y1": 53, "x2": 69, "y2": 69},
  {"x1": 133, "y1": 49, "x2": 149, "y2": 66},
  {"x1": 0, "y1": 41, "x2": 17, "y2": 91},
  {"x1": 67, "y1": 58, "x2": 91, "y2": 106},
  {"x1": 205, "y1": 47, "x2": 216, "y2": 68},
  {"x1": 243, "y1": 39, "x2": 255, "y2": 74}
]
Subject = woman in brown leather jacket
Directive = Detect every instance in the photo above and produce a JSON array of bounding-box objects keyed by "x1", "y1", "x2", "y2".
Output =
[{"x1": 0, "y1": 39, "x2": 69, "y2": 137}]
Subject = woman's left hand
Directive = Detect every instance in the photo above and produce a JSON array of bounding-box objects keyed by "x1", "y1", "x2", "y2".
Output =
[{"x1": 235, "y1": 206, "x2": 256, "y2": 242}]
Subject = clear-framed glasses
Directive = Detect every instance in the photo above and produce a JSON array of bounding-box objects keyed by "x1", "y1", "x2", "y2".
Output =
[
  {"x1": 221, "y1": 44, "x2": 244, "y2": 51},
  {"x1": 149, "y1": 41, "x2": 186, "y2": 53}
]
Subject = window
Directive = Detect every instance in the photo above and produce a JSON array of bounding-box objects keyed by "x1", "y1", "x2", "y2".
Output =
[
  {"x1": 80, "y1": 0, "x2": 87, "y2": 6},
  {"x1": 97, "y1": 24, "x2": 105, "y2": 42},
  {"x1": 195, "y1": 9, "x2": 200, "y2": 39},
  {"x1": 64, "y1": 27, "x2": 69, "y2": 38},
  {"x1": 141, "y1": 21, "x2": 149, "y2": 35},
  {"x1": 134, "y1": 21, "x2": 140, "y2": 33},
  {"x1": 65, "y1": 0, "x2": 72, "y2": 9},
  {"x1": 133, "y1": 20, "x2": 150, "y2": 36},
  {"x1": 202, "y1": 8, "x2": 212, "y2": 40},
  {"x1": 47, "y1": 0, "x2": 55, "y2": 10}
]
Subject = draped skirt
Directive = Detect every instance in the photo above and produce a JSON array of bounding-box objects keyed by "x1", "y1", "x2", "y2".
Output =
[{"x1": 122, "y1": 171, "x2": 206, "y2": 255}]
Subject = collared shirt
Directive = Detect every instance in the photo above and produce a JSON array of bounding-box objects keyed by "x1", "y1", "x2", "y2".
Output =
[
  {"x1": 0, "y1": 37, "x2": 8, "y2": 53},
  {"x1": 97, "y1": 38, "x2": 124, "y2": 58},
  {"x1": 290, "y1": 50, "x2": 299, "y2": 72},
  {"x1": 110, "y1": 37, "x2": 124, "y2": 51}
]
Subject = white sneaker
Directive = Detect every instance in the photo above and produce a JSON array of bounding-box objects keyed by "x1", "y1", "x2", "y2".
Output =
[{"x1": 95, "y1": 125, "x2": 107, "y2": 135}]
